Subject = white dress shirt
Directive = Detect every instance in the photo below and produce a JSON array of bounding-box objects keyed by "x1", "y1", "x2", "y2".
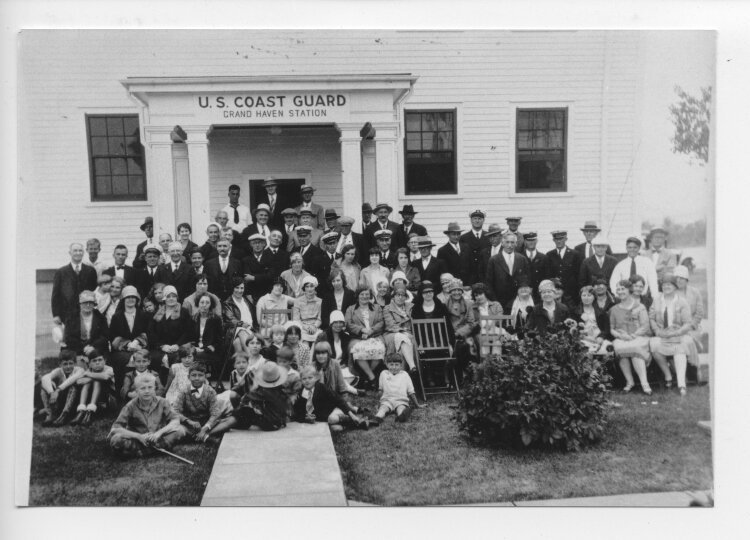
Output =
[
  {"x1": 221, "y1": 203, "x2": 252, "y2": 233},
  {"x1": 609, "y1": 255, "x2": 659, "y2": 296},
  {"x1": 502, "y1": 251, "x2": 514, "y2": 274}
]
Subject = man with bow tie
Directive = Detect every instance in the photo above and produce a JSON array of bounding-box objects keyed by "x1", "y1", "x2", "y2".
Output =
[
  {"x1": 103, "y1": 244, "x2": 135, "y2": 286},
  {"x1": 641, "y1": 227, "x2": 677, "y2": 289}
]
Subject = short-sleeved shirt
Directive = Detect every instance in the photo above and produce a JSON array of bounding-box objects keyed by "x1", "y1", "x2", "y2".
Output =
[
  {"x1": 378, "y1": 370, "x2": 414, "y2": 405},
  {"x1": 110, "y1": 396, "x2": 177, "y2": 435}
]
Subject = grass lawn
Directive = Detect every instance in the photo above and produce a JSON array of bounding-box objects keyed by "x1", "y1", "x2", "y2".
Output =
[{"x1": 332, "y1": 385, "x2": 713, "y2": 506}]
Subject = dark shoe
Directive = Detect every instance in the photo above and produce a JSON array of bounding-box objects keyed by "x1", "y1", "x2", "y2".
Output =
[
  {"x1": 357, "y1": 418, "x2": 370, "y2": 430},
  {"x1": 42, "y1": 414, "x2": 54, "y2": 427},
  {"x1": 81, "y1": 411, "x2": 93, "y2": 426},
  {"x1": 396, "y1": 407, "x2": 412, "y2": 423},
  {"x1": 52, "y1": 412, "x2": 71, "y2": 427},
  {"x1": 69, "y1": 411, "x2": 86, "y2": 426},
  {"x1": 369, "y1": 416, "x2": 382, "y2": 427}
]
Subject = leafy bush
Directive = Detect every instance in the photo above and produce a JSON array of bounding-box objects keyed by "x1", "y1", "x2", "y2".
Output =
[{"x1": 455, "y1": 325, "x2": 611, "y2": 452}]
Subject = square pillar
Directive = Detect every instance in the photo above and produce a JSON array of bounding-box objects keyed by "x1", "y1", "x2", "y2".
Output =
[
  {"x1": 372, "y1": 122, "x2": 400, "y2": 207},
  {"x1": 184, "y1": 125, "x2": 213, "y2": 241},
  {"x1": 143, "y1": 126, "x2": 176, "y2": 236},
  {"x1": 361, "y1": 139, "x2": 377, "y2": 207},
  {"x1": 336, "y1": 123, "x2": 364, "y2": 230}
]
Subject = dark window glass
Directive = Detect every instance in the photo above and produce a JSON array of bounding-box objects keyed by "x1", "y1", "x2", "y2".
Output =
[
  {"x1": 516, "y1": 108, "x2": 567, "y2": 193},
  {"x1": 404, "y1": 110, "x2": 457, "y2": 195},
  {"x1": 87, "y1": 115, "x2": 147, "y2": 201}
]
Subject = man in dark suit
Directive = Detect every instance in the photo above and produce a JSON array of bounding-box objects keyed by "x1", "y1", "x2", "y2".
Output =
[
  {"x1": 133, "y1": 245, "x2": 162, "y2": 299},
  {"x1": 279, "y1": 208, "x2": 298, "y2": 250},
  {"x1": 505, "y1": 216, "x2": 526, "y2": 254},
  {"x1": 292, "y1": 225, "x2": 326, "y2": 285},
  {"x1": 319, "y1": 231, "x2": 341, "y2": 294},
  {"x1": 521, "y1": 232, "x2": 550, "y2": 301},
  {"x1": 103, "y1": 244, "x2": 136, "y2": 286},
  {"x1": 154, "y1": 241, "x2": 195, "y2": 301},
  {"x1": 239, "y1": 203, "x2": 273, "y2": 246},
  {"x1": 295, "y1": 185, "x2": 326, "y2": 230},
  {"x1": 257, "y1": 176, "x2": 288, "y2": 230},
  {"x1": 334, "y1": 216, "x2": 366, "y2": 265},
  {"x1": 242, "y1": 234, "x2": 274, "y2": 302},
  {"x1": 393, "y1": 205, "x2": 428, "y2": 250},
  {"x1": 437, "y1": 222, "x2": 470, "y2": 283},
  {"x1": 266, "y1": 230, "x2": 291, "y2": 277},
  {"x1": 204, "y1": 238, "x2": 243, "y2": 302},
  {"x1": 364, "y1": 203, "x2": 400, "y2": 251},
  {"x1": 361, "y1": 202, "x2": 375, "y2": 235},
  {"x1": 545, "y1": 231, "x2": 583, "y2": 309},
  {"x1": 133, "y1": 216, "x2": 155, "y2": 270},
  {"x1": 574, "y1": 221, "x2": 613, "y2": 259},
  {"x1": 52, "y1": 242, "x2": 98, "y2": 325},
  {"x1": 486, "y1": 231, "x2": 531, "y2": 310},
  {"x1": 373, "y1": 229, "x2": 398, "y2": 270},
  {"x1": 477, "y1": 223, "x2": 504, "y2": 285},
  {"x1": 460, "y1": 209, "x2": 491, "y2": 286},
  {"x1": 415, "y1": 237, "x2": 446, "y2": 285},
  {"x1": 579, "y1": 236, "x2": 618, "y2": 288}
]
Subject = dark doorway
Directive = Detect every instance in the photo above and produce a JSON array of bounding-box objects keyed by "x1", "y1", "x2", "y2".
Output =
[{"x1": 248, "y1": 178, "x2": 306, "y2": 210}]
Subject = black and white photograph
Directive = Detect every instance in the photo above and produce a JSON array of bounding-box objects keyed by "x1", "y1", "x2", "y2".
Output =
[{"x1": 5, "y1": 0, "x2": 746, "y2": 537}]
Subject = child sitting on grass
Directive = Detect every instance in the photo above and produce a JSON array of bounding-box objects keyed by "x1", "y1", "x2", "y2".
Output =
[
  {"x1": 216, "y1": 353, "x2": 249, "y2": 409},
  {"x1": 164, "y1": 344, "x2": 195, "y2": 405},
  {"x1": 70, "y1": 349, "x2": 115, "y2": 426},
  {"x1": 121, "y1": 350, "x2": 164, "y2": 402},
  {"x1": 370, "y1": 353, "x2": 424, "y2": 426},
  {"x1": 172, "y1": 363, "x2": 232, "y2": 444},
  {"x1": 293, "y1": 366, "x2": 368, "y2": 431},
  {"x1": 108, "y1": 372, "x2": 186, "y2": 459},
  {"x1": 37, "y1": 349, "x2": 84, "y2": 426}
]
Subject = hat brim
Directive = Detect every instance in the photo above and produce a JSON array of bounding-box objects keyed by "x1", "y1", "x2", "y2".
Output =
[
  {"x1": 256, "y1": 369, "x2": 288, "y2": 388},
  {"x1": 374, "y1": 205, "x2": 393, "y2": 213},
  {"x1": 443, "y1": 229, "x2": 464, "y2": 235},
  {"x1": 417, "y1": 243, "x2": 435, "y2": 249},
  {"x1": 580, "y1": 227, "x2": 601, "y2": 232}
]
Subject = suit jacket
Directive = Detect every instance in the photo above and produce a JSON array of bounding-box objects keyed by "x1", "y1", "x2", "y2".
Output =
[
  {"x1": 485, "y1": 252, "x2": 531, "y2": 310},
  {"x1": 103, "y1": 265, "x2": 137, "y2": 286},
  {"x1": 258, "y1": 192, "x2": 290, "y2": 230},
  {"x1": 62, "y1": 310, "x2": 109, "y2": 354},
  {"x1": 641, "y1": 248, "x2": 678, "y2": 283},
  {"x1": 437, "y1": 242, "x2": 471, "y2": 283},
  {"x1": 198, "y1": 242, "x2": 219, "y2": 262},
  {"x1": 287, "y1": 228, "x2": 323, "y2": 252},
  {"x1": 364, "y1": 219, "x2": 400, "y2": 250},
  {"x1": 574, "y1": 241, "x2": 613, "y2": 258},
  {"x1": 459, "y1": 230, "x2": 491, "y2": 285},
  {"x1": 416, "y1": 256, "x2": 447, "y2": 287},
  {"x1": 154, "y1": 261, "x2": 194, "y2": 301},
  {"x1": 292, "y1": 381, "x2": 352, "y2": 422},
  {"x1": 526, "y1": 302, "x2": 570, "y2": 336},
  {"x1": 292, "y1": 244, "x2": 326, "y2": 284},
  {"x1": 377, "y1": 249, "x2": 399, "y2": 271},
  {"x1": 204, "y1": 257, "x2": 244, "y2": 302},
  {"x1": 242, "y1": 251, "x2": 274, "y2": 302},
  {"x1": 510, "y1": 230, "x2": 526, "y2": 253},
  {"x1": 320, "y1": 288, "x2": 356, "y2": 328},
  {"x1": 238, "y1": 222, "x2": 273, "y2": 245},
  {"x1": 318, "y1": 249, "x2": 340, "y2": 292},
  {"x1": 393, "y1": 222, "x2": 428, "y2": 250},
  {"x1": 335, "y1": 231, "x2": 368, "y2": 266},
  {"x1": 294, "y1": 202, "x2": 326, "y2": 230},
  {"x1": 545, "y1": 247, "x2": 583, "y2": 307},
  {"x1": 188, "y1": 314, "x2": 224, "y2": 353},
  {"x1": 109, "y1": 309, "x2": 151, "y2": 350},
  {"x1": 51, "y1": 263, "x2": 98, "y2": 321},
  {"x1": 222, "y1": 296, "x2": 258, "y2": 329},
  {"x1": 524, "y1": 250, "x2": 551, "y2": 300},
  {"x1": 579, "y1": 254, "x2": 618, "y2": 288},
  {"x1": 264, "y1": 246, "x2": 291, "y2": 277},
  {"x1": 478, "y1": 245, "x2": 497, "y2": 285},
  {"x1": 133, "y1": 266, "x2": 161, "y2": 299}
]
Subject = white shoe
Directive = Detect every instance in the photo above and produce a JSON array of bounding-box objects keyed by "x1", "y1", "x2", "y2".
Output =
[{"x1": 679, "y1": 387, "x2": 687, "y2": 396}]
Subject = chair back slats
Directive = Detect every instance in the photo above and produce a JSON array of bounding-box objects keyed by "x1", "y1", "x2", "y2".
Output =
[
  {"x1": 413, "y1": 318, "x2": 451, "y2": 353},
  {"x1": 478, "y1": 313, "x2": 512, "y2": 359},
  {"x1": 260, "y1": 308, "x2": 292, "y2": 338}
]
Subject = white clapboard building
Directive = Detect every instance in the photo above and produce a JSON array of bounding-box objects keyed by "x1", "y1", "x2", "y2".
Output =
[{"x1": 20, "y1": 30, "x2": 646, "y2": 273}]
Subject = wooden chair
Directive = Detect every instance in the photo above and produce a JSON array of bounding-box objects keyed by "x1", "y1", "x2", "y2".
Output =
[
  {"x1": 477, "y1": 314, "x2": 512, "y2": 360},
  {"x1": 259, "y1": 308, "x2": 293, "y2": 339},
  {"x1": 412, "y1": 318, "x2": 460, "y2": 401}
]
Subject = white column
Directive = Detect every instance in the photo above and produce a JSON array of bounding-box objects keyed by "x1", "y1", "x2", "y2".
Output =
[
  {"x1": 337, "y1": 123, "x2": 364, "y2": 230},
  {"x1": 184, "y1": 125, "x2": 213, "y2": 241},
  {"x1": 361, "y1": 139, "x2": 377, "y2": 207},
  {"x1": 143, "y1": 126, "x2": 176, "y2": 236},
  {"x1": 372, "y1": 122, "x2": 400, "y2": 206}
]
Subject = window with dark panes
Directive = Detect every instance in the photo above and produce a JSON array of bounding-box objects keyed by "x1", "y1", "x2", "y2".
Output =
[
  {"x1": 516, "y1": 108, "x2": 567, "y2": 192},
  {"x1": 404, "y1": 110, "x2": 456, "y2": 195},
  {"x1": 87, "y1": 115, "x2": 147, "y2": 201}
]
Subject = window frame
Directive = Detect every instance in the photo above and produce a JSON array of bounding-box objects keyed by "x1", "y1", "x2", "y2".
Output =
[
  {"x1": 514, "y1": 107, "x2": 568, "y2": 194},
  {"x1": 402, "y1": 108, "x2": 458, "y2": 196},
  {"x1": 85, "y1": 113, "x2": 148, "y2": 202}
]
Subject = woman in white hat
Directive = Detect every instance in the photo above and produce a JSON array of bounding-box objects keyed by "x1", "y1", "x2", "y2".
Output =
[
  {"x1": 293, "y1": 275, "x2": 323, "y2": 345},
  {"x1": 109, "y1": 286, "x2": 151, "y2": 391}
]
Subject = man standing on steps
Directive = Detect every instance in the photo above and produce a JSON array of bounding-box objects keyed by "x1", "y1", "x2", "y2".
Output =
[
  {"x1": 258, "y1": 176, "x2": 287, "y2": 230},
  {"x1": 295, "y1": 185, "x2": 325, "y2": 230},
  {"x1": 52, "y1": 242, "x2": 98, "y2": 325},
  {"x1": 460, "y1": 209, "x2": 490, "y2": 287},
  {"x1": 394, "y1": 205, "x2": 427, "y2": 250},
  {"x1": 222, "y1": 184, "x2": 252, "y2": 234}
]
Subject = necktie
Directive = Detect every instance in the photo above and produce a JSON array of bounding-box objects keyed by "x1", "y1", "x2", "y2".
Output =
[
  {"x1": 74, "y1": 264, "x2": 80, "y2": 274},
  {"x1": 301, "y1": 246, "x2": 307, "y2": 256},
  {"x1": 455, "y1": 244, "x2": 460, "y2": 255},
  {"x1": 233, "y1": 206, "x2": 239, "y2": 224},
  {"x1": 306, "y1": 388, "x2": 315, "y2": 416},
  {"x1": 270, "y1": 196, "x2": 275, "y2": 213},
  {"x1": 191, "y1": 387, "x2": 200, "y2": 395},
  {"x1": 173, "y1": 263, "x2": 179, "y2": 273},
  {"x1": 476, "y1": 232, "x2": 480, "y2": 240},
  {"x1": 663, "y1": 306, "x2": 669, "y2": 327},
  {"x1": 558, "y1": 249, "x2": 563, "y2": 258},
  {"x1": 272, "y1": 249, "x2": 277, "y2": 255},
  {"x1": 587, "y1": 243, "x2": 592, "y2": 258},
  {"x1": 117, "y1": 265, "x2": 124, "y2": 270},
  {"x1": 221, "y1": 258, "x2": 227, "y2": 272},
  {"x1": 149, "y1": 268, "x2": 154, "y2": 277},
  {"x1": 507, "y1": 254, "x2": 513, "y2": 274},
  {"x1": 630, "y1": 258, "x2": 636, "y2": 277}
]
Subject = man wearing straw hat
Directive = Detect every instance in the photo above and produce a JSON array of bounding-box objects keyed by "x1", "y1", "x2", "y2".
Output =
[{"x1": 574, "y1": 221, "x2": 613, "y2": 259}]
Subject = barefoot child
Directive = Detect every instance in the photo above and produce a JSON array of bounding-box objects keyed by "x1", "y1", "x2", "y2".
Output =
[
  {"x1": 107, "y1": 372, "x2": 186, "y2": 458},
  {"x1": 37, "y1": 350, "x2": 84, "y2": 426},
  {"x1": 173, "y1": 363, "x2": 232, "y2": 443},
  {"x1": 371, "y1": 353, "x2": 424, "y2": 425},
  {"x1": 120, "y1": 350, "x2": 164, "y2": 402},
  {"x1": 70, "y1": 349, "x2": 115, "y2": 426},
  {"x1": 293, "y1": 366, "x2": 368, "y2": 431}
]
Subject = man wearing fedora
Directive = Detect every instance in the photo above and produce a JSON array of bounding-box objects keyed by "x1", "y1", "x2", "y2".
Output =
[
  {"x1": 460, "y1": 210, "x2": 491, "y2": 286},
  {"x1": 295, "y1": 185, "x2": 325, "y2": 230},
  {"x1": 415, "y1": 236, "x2": 446, "y2": 286},
  {"x1": 394, "y1": 205, "x2": 428, "y2": 250},
  {"x1": 486, "y1": 230, "x2": 531, "y2": 310},
  {"x1": 257, "y1": 176, "x2": 288, "y2": 230},
  {"x1": 642, "y1": 227, "x2": 677, "y2": 288},
  {"x1": 546, "y1": 230, "x2": 583, "y2": 309},
  {"x1": 522, "y1": 232, "x2": 550, "y2": 299},
  {"x1": 579, "y1": 236, "x2": 618, "y2": 288},
  {"x1": 574, "y1": 221, "x2": 613, "y2": 259},
  {"x1": 365, "y1": 202, "x2": 400, "y2": 251},
  {"x1": 222, "y1": 184, "x2": 252, "y2": 234},
  {"x1": 437, "y1": 222, "x2": 470, "y2": 283},
  {"x1": 287, "y1": 209, "x2": 323, "y2": 251},
  {"x1": 505, "y1": 216, "x2": 526, "y2": 254},
  {"x1": 133, "y1": 216, "x2": 155, "y2": 270},
  {"x1": 478, "y1": 223, "x2": 504, "y2": 285}
]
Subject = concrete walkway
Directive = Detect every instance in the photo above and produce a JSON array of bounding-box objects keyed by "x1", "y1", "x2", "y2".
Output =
[{"x1": 200, "y1": 422, "x2": 347, "y2": 506}]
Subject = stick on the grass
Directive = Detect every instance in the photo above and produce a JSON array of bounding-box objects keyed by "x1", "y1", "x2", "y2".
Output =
[{"x1": 154, "y1": 446, "x2": 194, "y2": 465}]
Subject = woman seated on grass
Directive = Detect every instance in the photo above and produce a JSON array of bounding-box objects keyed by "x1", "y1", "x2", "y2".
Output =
[
  {"x1": 649, "y1": 273, "x2": 698, "y2": 396},
  {"x1": 346, "y1": 286, "x2": 386, "y2": 390},
  {"x1": 311, "y1": 341, "x2": 360, "y2": 399},
  {"x1": 293, "y1": 366, "x2": 368, "y2": 431},
  {"x1": 610, "y1": 279, "x2": 653, "y2": 395},
  {"x1": 293, "y1": 276, "x2": 323, "y2": 346}
]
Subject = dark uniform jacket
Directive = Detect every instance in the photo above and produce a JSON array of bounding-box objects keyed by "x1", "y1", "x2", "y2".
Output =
[
  {"x1": 103, "y1": 265, "x2": 137, "y2": 286},
  {"x1": 459, "y1": 229, "x2": 491, "y2": 286},
  {"x1": 578, "y1": 254, "x2": 618, "y2": 288},
  {"x1": 393, "y1": 222, "x2": 428, "y2": 250},
  {"x1": 242, "y1": 251, "x2": 274, "y2": 302},
  {"x1": 545, "y1": 247, "x2": 583, "y2": 308},
  {"x1": 154, "y1": 261, "x2": 193, "y2": 301},
  {"x1": 437, "y1": 242, "x2": 470, "y2": 284}
]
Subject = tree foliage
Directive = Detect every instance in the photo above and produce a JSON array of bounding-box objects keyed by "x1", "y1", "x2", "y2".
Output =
[{"x1": 669, "y1": 86, "x2": 711, "y2": 166}]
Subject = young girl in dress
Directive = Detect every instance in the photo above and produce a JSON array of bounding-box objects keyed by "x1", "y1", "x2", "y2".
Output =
[{"x1": 164, "y1": 343, "x2": 195, "y2": 405}]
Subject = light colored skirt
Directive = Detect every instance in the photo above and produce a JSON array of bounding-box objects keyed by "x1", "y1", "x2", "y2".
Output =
[
  {"x1": 649, "y1": 335, "x2": 699, "y2": 365},
  {"x1": 613, "y1": 337, "x2": 651, "y2": 362},
  {"x1": 350, "y1": 336, "x2": 386, "y2": 361},
  {"x1": 384, "y1": 331, "x2": 413, "y2": 355}
]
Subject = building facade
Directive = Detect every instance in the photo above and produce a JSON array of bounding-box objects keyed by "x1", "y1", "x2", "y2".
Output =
[{"x1": 19, "y1": 30, "x2": 645, "y2": 271}]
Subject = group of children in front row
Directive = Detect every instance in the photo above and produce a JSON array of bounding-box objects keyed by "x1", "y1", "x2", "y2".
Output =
[{"x1": 35, "y1": 322, "x2": 424, "y2": 459}]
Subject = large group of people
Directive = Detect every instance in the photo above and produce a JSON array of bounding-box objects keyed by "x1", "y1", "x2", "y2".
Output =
[{"x1": 37, "y1": 178, "x2": 704, "y2": 457}]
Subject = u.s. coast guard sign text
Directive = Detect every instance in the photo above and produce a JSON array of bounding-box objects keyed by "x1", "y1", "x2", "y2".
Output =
[{"x1": 196, "y1": 93, "x2": 351, "y2": 123}]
